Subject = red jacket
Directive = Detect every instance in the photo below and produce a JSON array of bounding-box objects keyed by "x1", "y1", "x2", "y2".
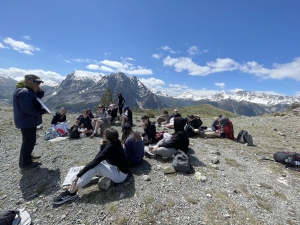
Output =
[{"x1": 222, "y1": 120, "x2": 234, "y2": 140}]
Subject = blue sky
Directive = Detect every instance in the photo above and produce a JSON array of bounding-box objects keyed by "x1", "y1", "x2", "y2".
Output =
[{"x1": 0, "y1": 0, "x2": 300, "y2": 97}]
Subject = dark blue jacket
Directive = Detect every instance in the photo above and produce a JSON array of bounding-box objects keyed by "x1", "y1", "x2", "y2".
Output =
[
  {"x1": 124, "y1": 136, "x2": 144, "y2": 164},
  {"x1": 13, "y1": 86, "x2": 46, "y2": 129}
]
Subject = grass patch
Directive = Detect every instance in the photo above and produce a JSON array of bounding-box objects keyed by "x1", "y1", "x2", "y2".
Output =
[
  {"x1": 138, "y1": 207, "x2": 156, "y2": 224},
  {"x1": 115, "y1": 216, "x2": 128, "y2": 225},
  {"x1": 108, "y1": 203, "x2": 118, "y2": 212},
  {"x1": 168, "y1": 200, "x2": 175, "y2": 207},
  {"x1": 273, "y1": 190, "x2": 287, "y2": 200},
  {"x1": 225, "y1": 157, "x2": 241, "y2": 168},
  {"x1": 185, "y1": 196, "x2": 197, "y2": 204},
  {"x1": 256, "y1": 195, "x2": 272, "y2": 212},
  {"x1": 267, "y1": 163, "x2": 285, "y2": 175},
  {"x1": 144, "y1": 196, "x2": 154, "y2": 205},
  {"x1": 36, "y1": 182, "x2": 47, "y2": 195},
  {"x1": 259, "y1": 182, "x2": 273, "y2": 189}
]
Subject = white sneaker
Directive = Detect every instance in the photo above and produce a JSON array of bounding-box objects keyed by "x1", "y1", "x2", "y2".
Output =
[{"x1": 144, "y1": 147, "x2": 156, "y2": 159}]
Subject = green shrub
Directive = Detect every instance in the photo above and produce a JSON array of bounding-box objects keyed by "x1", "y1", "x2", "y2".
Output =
[{"x1": 146, "y1": 109, "x2": 155, "y2": 118}]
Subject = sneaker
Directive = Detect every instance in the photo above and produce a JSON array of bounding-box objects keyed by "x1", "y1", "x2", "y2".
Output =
[
  {"x1": 20, "y1": 162, "x2": 41, "y2": 170},
  {"x1": 52, "y1": 190, "x2": 78, "y2": 205},
  {"x1": 31, "y1": 154, "x2": 41, "y2": 159},
  {"x1": 144, "y1": 147, "x2": 156, "y2": 159}
]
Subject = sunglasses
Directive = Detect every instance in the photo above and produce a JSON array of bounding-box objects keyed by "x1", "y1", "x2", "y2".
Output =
[
  {"x1": 98, "y1": 107, "x2": 103, "y2": 108},
  {"x1": 32, "y1": 79, "x2": 42, "y2": 85}
]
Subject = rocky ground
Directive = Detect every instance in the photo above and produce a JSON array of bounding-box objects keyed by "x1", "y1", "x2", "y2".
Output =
[{"x1": 0, "y1": 107, "x2": 300, "y2": 225}]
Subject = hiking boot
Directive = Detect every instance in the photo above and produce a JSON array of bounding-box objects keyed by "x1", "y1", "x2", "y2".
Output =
[
  {"x1": 20, "y1": 162, "x2": 42, "y2": 170},
  {"x1": 31, "y1": 154, "x2": 41, "y2": 159},
  {"x1": 52, "y1": 190, "x2": 78, "y2": 205},
  {"x1": 144, "y1": 147, "x2": 156, "y2": 159}
]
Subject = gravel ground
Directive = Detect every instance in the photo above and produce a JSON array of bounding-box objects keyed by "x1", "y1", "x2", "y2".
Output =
[{"x1": 0, "y1": 107, "x2": 300, "y2": 225}]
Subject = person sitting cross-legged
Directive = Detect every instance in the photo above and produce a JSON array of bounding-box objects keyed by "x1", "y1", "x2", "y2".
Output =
[
  {"x1": 52, "y1": 128, "x2": 129, "y2": 205},
  {"x1": 121, "y1": 123, "x2": 144, "y2": 167},
  {"x1": 156, "y1": 110, "x2": 170, "y2": 126},
  {"x1": 120, "y1": 106, "x2": 133, "y2": 126},
  {"x1": 90, "y1": 104, "x2": 110, "y2": 138},
  {"x1": 109, "y1": 104, "x2": 118, "y2": 123},
  {"x1": 204, "y1": 117, "x2": 234, "y2": 140},
  {"x1": 146, "y1": 117, "x2": 189, "y2": 159},
  {"x1": 78, "y1": 110, "x2": 94, "y2": 138},
  {"x1": 140, "y1": 115, "x2": 156, "y2": 144}
]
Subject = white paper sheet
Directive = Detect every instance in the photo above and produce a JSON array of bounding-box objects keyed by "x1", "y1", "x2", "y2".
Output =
[
  {"x1": 62, "y1": 166, "x2": 85, "y2": 186},
  {"x1": 37, "y1": 98, "x2": 51, "y2": 113}
]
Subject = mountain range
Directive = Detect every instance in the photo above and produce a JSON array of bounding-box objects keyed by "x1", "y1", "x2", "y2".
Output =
[{"x1": 0, "y1": 72, "x2": 299, "y2": 116}]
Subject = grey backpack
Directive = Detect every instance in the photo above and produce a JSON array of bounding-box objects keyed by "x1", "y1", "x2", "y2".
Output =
[
  {"x1": 172, "y1": 150, "x2": 192, "y2": 173},
  {"x1": 236, "y1": 130, "x2": 253, "y2": 146}
]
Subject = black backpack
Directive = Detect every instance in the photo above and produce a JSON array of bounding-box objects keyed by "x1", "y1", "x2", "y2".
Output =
[
  {"x1": 273, "y1": 152, "x2": 300, "y2": 166},
  {"x1": 68, "y1": 125, "x2": 80, "y2": 139},
  {"x1": 0, "y1": 210, "x2": 19, "y2": 225},
  {"x1": 236, "y1": 130, "x2": 253, "y2": 146},
  {"x1": 172, "y1": 150, "x2": 193, "y2": 173}
]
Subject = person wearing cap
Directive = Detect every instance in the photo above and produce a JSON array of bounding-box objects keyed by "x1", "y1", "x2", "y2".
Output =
[
  {"x1": 121, "y1": 123, "x2": 144, "y2": 166},
  {"x1": 204, "y1": 117, "x2": 234, "y2": 139},
  {"x1": 170, "y1": 109, "x2": 181, "y2": 119},
  {"x1": 13, "y1": 74, "x2": 48, "y2": 170},
  {"x1": 117, "y1": 93, "x2": 125, "y2": 116},
  {"x1": 141, "y1": 115, "x2": 156, "y2": 144},
  {"x1": 120, "y1": 106, "x2": 133, "y2": 126},
  {"x1": 53, "y1": 128, "x2": 129, "y2": 205}
]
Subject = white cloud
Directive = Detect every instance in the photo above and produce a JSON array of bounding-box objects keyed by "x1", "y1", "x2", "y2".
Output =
[
  {"x1": 72, "y1": 58, "x2": 92, "y2": 63},
  {"x1": 228, "y1": 88, "x2": 244, "y2": 93},
  {"x1": 295, "y1": 91, "x2": 300, "y2": 97},
  {"x1": 22, "y1": 36, "x2": 31, "y2": 40},
  {"x1": 215, "y1": 82, "x2": 225, "y2": 88},
  {"x1": 0, "y1": 43, "x2": 8, "y2": 49},
  {"x1": 207, "y1": 58, "x2": 240, "y2": 73},
  {"x1": 104, "y1": 52, "x2": 111, "y2": 56},
  {"x1": 255, "y1": 91, "x2": 282, "y2": 96},
  {"x1": 64, "y1": 60, "x2": 71, "y2": 63},
  {"x1": 86, "y1": 64, "x2": 99, "y2": 70},
  {"x1": 162, "y1": 46, "x2": 171, "y2": 51},
  {"x1": 139, "y1": 77, "x2": 165, "y2": 89},
  {"x1": 169, "y1": 84, "x2": 189, "y2": 89},
  {"x1": 0, "y1": 67, "x2": 65, "y2": 85},
  {"x1": 152, "y1": 54, "x2": 161, "y2": 59},
  {"x1": 187, "y1": 46, "x2": 200, "y2": 56},
  {"x1": 122, "y1": 57, "x2": 135, "y2": 61},
  {"x1": 170, "y1": 50, "x2": 176, "y2": 54},
  {"x1": 163, "y1": 56, "x2": 210, "y2": 75},
  {"x1": 3, "y1": 37, "x2": 40, "y2": 55},
  {"x1": 203, "y1": 49, "x2": 209, "y2": 53},
  {"x1": 86, "y1": 60, "x2": 153, "y2": 75}
]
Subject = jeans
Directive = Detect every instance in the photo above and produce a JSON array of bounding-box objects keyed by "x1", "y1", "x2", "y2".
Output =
[
  {"x1": 77, "y1": 160, "x2": 127, "y2": 188},
  {"x1": 19, "y1": 127, "x2": 37, "y2": 168}
]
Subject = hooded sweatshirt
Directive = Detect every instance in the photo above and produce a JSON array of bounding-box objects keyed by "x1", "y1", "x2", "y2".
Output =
[
  {"x1": 13, "y1": 80, "x2": 46, "y2": 129},
  {"x1": 158, "y1": 117, "x2": 190, "y2": 153}
]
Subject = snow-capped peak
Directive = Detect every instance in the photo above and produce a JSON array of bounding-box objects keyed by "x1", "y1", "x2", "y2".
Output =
[{"x1": 71, "y1": 70, "x2": 103, "y2": 82}]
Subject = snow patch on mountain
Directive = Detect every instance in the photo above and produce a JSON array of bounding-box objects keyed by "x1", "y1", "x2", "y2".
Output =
[{"x1": 72, "y1": 70, "x2": 103, "y2": 82}]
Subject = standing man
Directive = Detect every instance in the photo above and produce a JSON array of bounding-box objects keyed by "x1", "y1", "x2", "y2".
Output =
[
  {"x1": 117, "y1": 93, "x2": 125, "y2": 116},
  {"x1": 13, "y1": 74, "x2": 48, "y2": 170}
]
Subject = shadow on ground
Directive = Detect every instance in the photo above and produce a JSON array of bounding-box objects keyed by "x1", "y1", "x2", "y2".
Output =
[{"x1": 19, "y1": 167, "x2": 61, "y2": 200}]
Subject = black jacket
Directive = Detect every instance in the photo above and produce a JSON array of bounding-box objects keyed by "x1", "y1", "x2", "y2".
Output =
[
  {"x1": 51, "y1": 112, "x2": 66, "y2": 125},
  {"x1": 110, "y1": 108, "x2": 118, "y2": 119},
  {"x1": 124, "y1": 109, "x2": 133, "y2": 125},
  {"x1": 77, "y1": 139, "x2": 129, "y2": 177},
  {"x1": 158, "y1": 117, "x2": 189, "y2": 153},
  {"x1": 78, "y1": 116, "x2": 93, "y2": 130},
  {"x1": 170, "y1": 113, "x2": 181, "y2": 119},
  {"x1": 142, "y1": 121, "x2": 156, "y2": 141},
  {"x1": 118, "y1": 96, "x2": 125, "y2": 106},
  {"x1": 188, "y1": 117, "x2": 203, "y2": 129}
]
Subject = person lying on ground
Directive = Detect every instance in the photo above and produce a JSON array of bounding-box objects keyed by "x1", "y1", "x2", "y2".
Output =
[
  {"x1": 120, "y1": 106, "x2": 133, "y2": 126},
  {"x1": 52, "y1": 128, "x2": 129, "y2": 205},
  {"x1": 121, "y1": 123, "x2": 144, "y2": 167},
  {"x1": 51, "y1": 107, "x2": 67, "y2": 126},
  {"x1": 156, "y1": 110, "x2": 170, "y2": 126},
  {"x1": 140, "y1": 115, "x2": 156, "y2": 144},
  {"x1": 204, "y1": 117, "x2": 234, "y2": 139},
  {"x1": 146, "y1": 117, "x2": 189, "y2": 159},
  {"x1": 90, "y1": 104, "x2": 110, "y2": 138},
  {"x1": 77, "y1": 110, "x2": 94, "y2": 137}
]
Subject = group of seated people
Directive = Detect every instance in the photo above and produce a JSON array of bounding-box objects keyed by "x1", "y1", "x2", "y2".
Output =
[{"x1": 51, "y1": 107, "x2": 234, "y2": 205}]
